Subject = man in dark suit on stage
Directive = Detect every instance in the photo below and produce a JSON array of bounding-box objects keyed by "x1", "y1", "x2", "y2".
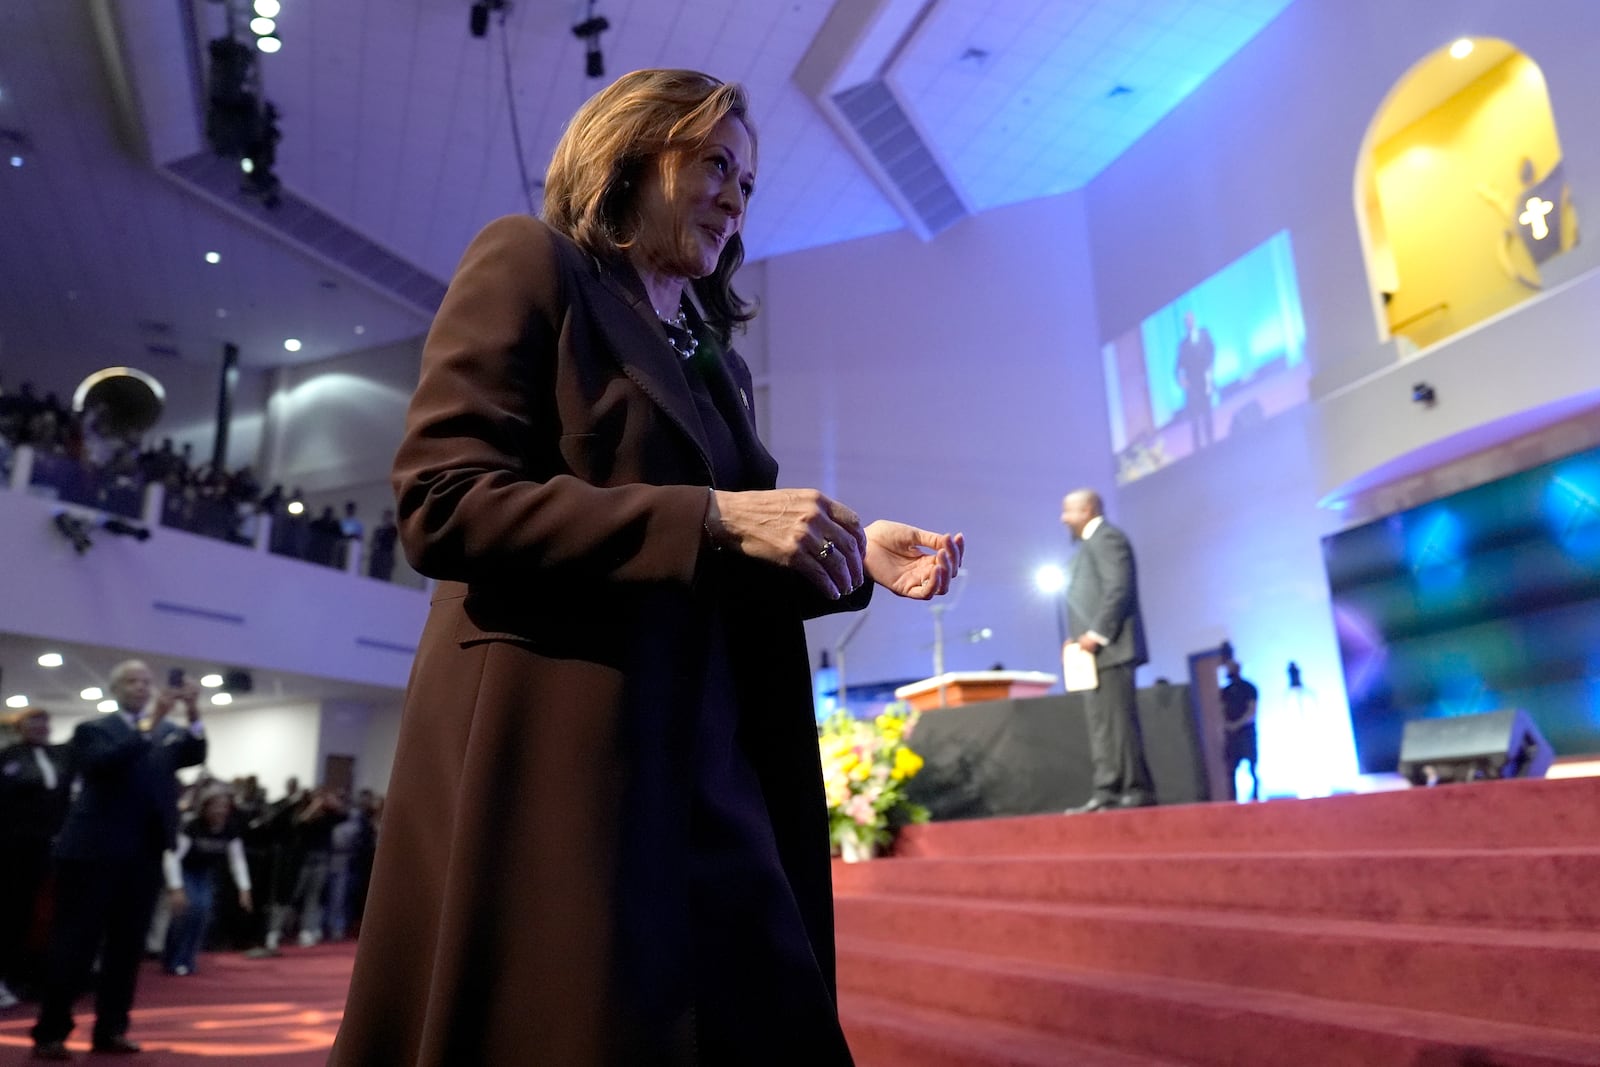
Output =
[
  {"x1": 1062, "y1": 489, "x2": 1156, "y2": 811},
  {"x1": 31, "y1": 661, "x2": 205, "y2": 1061}
]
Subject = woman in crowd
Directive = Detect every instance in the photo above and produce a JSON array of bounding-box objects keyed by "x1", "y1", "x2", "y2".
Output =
[
  {"x1": 161, "y1": 788, "x2": 253, "y2": 976},
  {"x1": 331, "y1": 69, "x2": 963, "y2": 1066}
]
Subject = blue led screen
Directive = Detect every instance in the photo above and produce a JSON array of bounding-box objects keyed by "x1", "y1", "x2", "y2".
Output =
[
  {"x1": 1323, "y1": 447, "x2": 1600, "y2": 774},
  {"x1": 1102, "y1": 230, "x2": 1309, "y2": 485}
]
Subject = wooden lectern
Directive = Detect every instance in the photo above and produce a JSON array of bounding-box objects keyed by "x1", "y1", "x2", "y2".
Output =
[{"x1": 893, "y1": 670, "x2": 1058, "y2": 712}]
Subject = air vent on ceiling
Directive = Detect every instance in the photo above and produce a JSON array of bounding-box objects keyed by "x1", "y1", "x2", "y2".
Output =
[{"x1": 831, "y1": 79, "x2": 968, "y2": 238}]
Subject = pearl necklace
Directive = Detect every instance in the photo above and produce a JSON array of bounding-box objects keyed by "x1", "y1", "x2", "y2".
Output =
[{"x1": 658, "y1": 307, "x2": 699, "y2": 361}]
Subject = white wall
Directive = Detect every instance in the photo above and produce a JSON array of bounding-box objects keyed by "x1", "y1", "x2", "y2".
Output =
[
  {"x1": 764, "y1": 191, "x2": 1114, "y2": 687},
  {"x1": 259, "y1": 336, "x2": 422, "y2": 495},
  {"x1": 1075, "y1": 0, "x2": 1600, "y2": 793},
  {"x1": 758, "y1": 0, "x2": 1600, "y2": 796},
  {"x1": 0, "y1": 486, "x2": 428, "y2": 690}
]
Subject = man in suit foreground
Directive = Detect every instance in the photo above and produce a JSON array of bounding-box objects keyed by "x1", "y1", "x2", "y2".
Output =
[
  {"x1": 32, "y1": 661, "x2": 205, "y2": 1061},
  {"x1": 1062, "y1": 489, "x2": 1156, "y2": 812}
]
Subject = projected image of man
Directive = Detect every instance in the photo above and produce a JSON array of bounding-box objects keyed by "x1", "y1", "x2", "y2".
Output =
[{"x1": 1175, "y1": 310, "x2": 1215, "y2": 451}]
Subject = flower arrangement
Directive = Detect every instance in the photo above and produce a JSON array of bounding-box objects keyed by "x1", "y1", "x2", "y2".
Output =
[{"x1": 818, "y1": 702, "x2": 930, "y2": 861}]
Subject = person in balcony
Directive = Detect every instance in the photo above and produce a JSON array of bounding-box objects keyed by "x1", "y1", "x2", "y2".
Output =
[{"x1": 330, "y1": 68, "x2": 964, "y2": 1066}]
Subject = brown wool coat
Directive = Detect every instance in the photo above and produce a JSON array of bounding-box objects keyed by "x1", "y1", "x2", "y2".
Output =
[{"x1": 328, "y1": 215, "x2": 868, "y2": 1066}]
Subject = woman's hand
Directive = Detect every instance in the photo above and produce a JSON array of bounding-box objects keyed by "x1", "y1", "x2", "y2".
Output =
[
  {"x1": 864, "y1": 521, "x2": 964, "y2": 600},
  {"x1": 708, "y1": 489, "x2": 867, "y2": 599}
]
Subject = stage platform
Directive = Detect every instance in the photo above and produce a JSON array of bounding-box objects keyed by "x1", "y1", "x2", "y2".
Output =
[
  {"x1": 904, "y1": 686, "x2": 1211, "y2": 817},
  {"x1": 835, "y1": 775, "x2": 1600, "y2": 1066}
]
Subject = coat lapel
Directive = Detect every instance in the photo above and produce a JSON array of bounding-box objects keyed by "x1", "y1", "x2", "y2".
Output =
[{"x1": 586, "y1": 259, "x2": 715, "y2": 480}]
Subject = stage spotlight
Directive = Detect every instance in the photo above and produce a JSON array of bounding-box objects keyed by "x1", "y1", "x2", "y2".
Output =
[
  {"x1": 254, "y1": 0, "x2": 281, "y2": 17},
  {"x1": 81, "y1": 687, "x2": 103, "y2": 701},
  {"x1": 212, "y1": 692, "x2": 234, "y2": 706},
  {"x1": 250, "y1": 16, "x2": 276, "y2": 36},
  {"x1": 572, "y1": 5, "x2": 609, "y2": 79},
  {"x1": 53, "y1": 512, "x2": 93, "y2": 554},
  {"x1": 287, "y1": 499, "x2": 305, "y2": 515},
  {"x1": 97, "y1": 699, "x2": 118, "y2": 713},
  {"x1": 1034, "y1": 564, "x2": 1066, "y2": 595},
  {"x1": 256, "y1": 34, "x2": 281, "y2": 54},
  {"x1": 470, "y1": 0, "x2": 506, "y2": 39},
  {"x1": 38, "y1": 652, "x2": 64, "y2": 668},
  {"x1": 5, "y1": 695, "x2": 28, "y2": 709},
  {"x1": 200, "y1": 673, "x2": 224, "y2": 688}
]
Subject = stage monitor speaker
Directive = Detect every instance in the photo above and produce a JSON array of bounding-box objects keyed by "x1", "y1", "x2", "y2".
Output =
[{"x1": 1397, "y1": 709, "x2": 1553, "y2": 786}]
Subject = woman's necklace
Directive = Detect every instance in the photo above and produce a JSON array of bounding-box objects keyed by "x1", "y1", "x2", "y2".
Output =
[{"x1": 657, "y1": 307, "x2": 699, "y2": 361}]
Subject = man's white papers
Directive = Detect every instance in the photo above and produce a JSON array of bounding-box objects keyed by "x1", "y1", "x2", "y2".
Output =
[{"x1": 1061, "y1": 642, "x2": 1100, "y2": 692}]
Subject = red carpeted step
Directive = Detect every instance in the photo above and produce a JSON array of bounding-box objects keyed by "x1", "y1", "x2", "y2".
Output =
[
  {"x1": 833, "y1": 846, "x2": 1600, "y2": 930},
  {"x1": 839, "y1": 992, "x2": 1188, "y2": 1067},
  {"x1": 891, "y1": 778, "x2": 1600, "y2": 860},
  {"x1": 833, "y1": 893, "x2": 1600, "y2": 1035},
  {"x1": 837, "y1": 938, "x2": 1600, "y2": 1067}
]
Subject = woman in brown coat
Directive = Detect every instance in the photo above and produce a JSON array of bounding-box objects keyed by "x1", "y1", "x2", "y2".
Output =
[{"x1": 329, "y1": 69, "x2": 963, "y2": 1066}]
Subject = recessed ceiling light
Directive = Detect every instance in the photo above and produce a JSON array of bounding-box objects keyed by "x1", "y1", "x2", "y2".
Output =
[
  {"x1": 81, "y1": 687, "x2": 104, "y2": 701},
  {"x1": 205, "y1": 251, "x2": 221, "y2": 264},
  {"x1": 211, "y1": 692, "x2": 234, "y2": 706},
  {"x1": 200, "y1": 673, "x2": 224, "y2": 688},
  {"x1": 254, "y1": 0, "x2": 281, "y2": 17},
  {"x1": 5, "y1": 695, "x2": 28, "y2": 709},
  {"x1": 257, "y1": 35, "x2": 282, "y2": 54},
  {"x1": 250, "y1": 16, "x2": 276, "y2": 36},
  {"x1": 284, "y1": 338, "x2": 302, "y2": 352},
  {"x1": 1449, "y1": 38, "x2": 1474, "y2": 60},
  {"x1": 37, "y1": 652, "x2": 64, "y2": 668},
  {"x1": 97, "y1": 699, "x2": 118, "y2": 713}
]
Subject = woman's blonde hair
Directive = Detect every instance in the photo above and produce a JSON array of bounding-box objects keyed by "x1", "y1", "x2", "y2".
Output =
[{"x1": 543, "y1": 69, "x2": 757, "y2": 337}]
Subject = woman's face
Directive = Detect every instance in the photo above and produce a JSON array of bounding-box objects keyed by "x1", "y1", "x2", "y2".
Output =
[{"x1": 633, "y1": 113, "x2": 755, "y2": 283}]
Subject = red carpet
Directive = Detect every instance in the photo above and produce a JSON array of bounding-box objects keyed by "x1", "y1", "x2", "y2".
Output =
[
  {"x1": 0, "y1": 945, "x2": 352, "y2": 1065},
  {"x1": 835, "y1": 776, "x2": 1600, "y2": 1066}
]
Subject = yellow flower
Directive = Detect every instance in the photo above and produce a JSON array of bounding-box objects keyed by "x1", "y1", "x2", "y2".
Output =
[{"x1": 891, "y1": 747, "x2": 924, "y2": 781}]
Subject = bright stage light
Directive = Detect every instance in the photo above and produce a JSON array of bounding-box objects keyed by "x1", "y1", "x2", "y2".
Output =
[
  {"x1": 81, "y1": 687, "x2": 103, "y2": 701},
  {"x1": 201, "y1": 673, "x2": 224, "y2": 688},
  {"x1": 38, "y1": 652, "x2": 64, "y2": 667},
  {"x1": 97, "y1": 699, "x2": 118, "y2": 713},
  {"x1": 1449, "y1": 38, "x2": 1473, "y2": 60},
  {"x1": 1034, "y1": 564, "x2": 1067, "y2": 595},
  {"x1": 254, "y1": 0, "x2": 281, "y2": 17},
  {"x1": 6, "y1": 695, "x2": 29, "y2": 709},
  {"x1": 211, "y1": 692, "x2": 234, "y2": 706}
]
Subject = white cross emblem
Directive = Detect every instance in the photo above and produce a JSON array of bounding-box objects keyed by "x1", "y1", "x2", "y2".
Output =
[{"x1": 1519, "y1": 196, "x2": 1554, "y2": 240}]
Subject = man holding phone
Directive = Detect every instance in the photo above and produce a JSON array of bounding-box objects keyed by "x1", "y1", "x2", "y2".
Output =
[{"x1": 31, "y1": 661, "x2": 205, "y2": 1060}]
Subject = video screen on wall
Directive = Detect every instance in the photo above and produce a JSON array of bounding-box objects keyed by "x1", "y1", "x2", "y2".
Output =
[
  {"x1": 1102, "y1": 230, "x2": 1309, "y2": 484},
  {"x1": 1324, "y1": 446, "x2": 1600, "y2": 775}
]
